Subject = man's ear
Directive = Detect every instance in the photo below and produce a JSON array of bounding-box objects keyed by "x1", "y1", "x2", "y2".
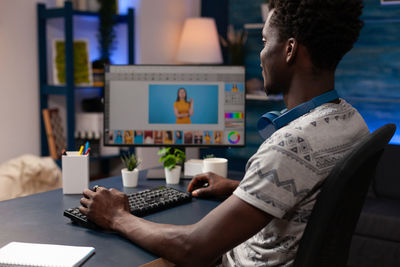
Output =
[{"x1": 286, "y1": 38, "x2": 298, "y2": 64}]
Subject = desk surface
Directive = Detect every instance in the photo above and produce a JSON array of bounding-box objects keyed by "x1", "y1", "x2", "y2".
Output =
[{"x1": 0, "y1": 172, "x2": 243, "y2": 266}]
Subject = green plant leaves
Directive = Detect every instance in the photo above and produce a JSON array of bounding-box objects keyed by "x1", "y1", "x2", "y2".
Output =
[
  {"x1": 158, "y1": 147, "x2": 186, "y2": 170},
  {"x1": 120, "y1": 152, "x2": 140, "y2": 171}
]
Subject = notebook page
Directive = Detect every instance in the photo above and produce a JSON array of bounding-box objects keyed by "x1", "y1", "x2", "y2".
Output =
[{"x1": 0, "y1": 242, "x2": 95, "y2": 267}]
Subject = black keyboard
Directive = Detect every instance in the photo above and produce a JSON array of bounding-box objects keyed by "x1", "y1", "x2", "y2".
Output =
[{"x1": 64, "y1": 187, "x2": 192, "y2": 229}]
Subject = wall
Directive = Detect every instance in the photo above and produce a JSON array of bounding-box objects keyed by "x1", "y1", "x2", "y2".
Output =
[
  {"x1": 229, "y1": 0, "x2": 400, "y2": 147},
  {"x1": 0, "y1": 0, "x2": 200, "y2": 165},
  {"x1": 0, "y1": 0, "x2": 46, "y2": 164},
  {"x1": 132, "y1": 0, "x2": 202, "y2": 173}
]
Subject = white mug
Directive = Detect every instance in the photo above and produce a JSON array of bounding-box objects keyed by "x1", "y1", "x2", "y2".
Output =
[{"x1": 203, "y1": 158, "x2": 228, "y2": 177}]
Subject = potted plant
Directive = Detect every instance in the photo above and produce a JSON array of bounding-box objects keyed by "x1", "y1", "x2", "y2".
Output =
[
  {"x1": 92, "y1": 0, "x2": 117, "y2": 86},
  {"x1": 220, "y1": 25, "x2": 247, "y2": 65},
  {"x1": 158, "y1": 147, "x2": 186, "y2": 184},
  {"x1": 120, "y1": 152, "x2": 140, "y2": 187}
]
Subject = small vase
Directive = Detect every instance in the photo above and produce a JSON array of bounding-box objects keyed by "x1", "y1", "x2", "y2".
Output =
[
  {"x1": 164, "y1": 166, "x2": 181, "y2": 184},
  {"x1": 121, "y1": 168, "x2": 139, "y2": 187}
]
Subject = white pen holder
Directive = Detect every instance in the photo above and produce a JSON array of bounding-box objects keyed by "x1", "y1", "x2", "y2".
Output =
[{"x1": 62, "y1": 152, "x2": 89, "y2": 194}]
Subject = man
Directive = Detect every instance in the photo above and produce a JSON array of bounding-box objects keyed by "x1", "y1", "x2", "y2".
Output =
[{"x1": 79, "y1": 0, "x2": 368, "y2": 266}]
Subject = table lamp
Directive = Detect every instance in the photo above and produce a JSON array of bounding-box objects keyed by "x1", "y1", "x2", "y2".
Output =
[{"x1": 176, "y1": 17, "x2": 223, "y2": 64}]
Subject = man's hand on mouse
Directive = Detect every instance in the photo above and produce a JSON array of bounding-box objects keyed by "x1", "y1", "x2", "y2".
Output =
[{"x1": 187, "y1": 172, "x2": 240, "y2": 198}]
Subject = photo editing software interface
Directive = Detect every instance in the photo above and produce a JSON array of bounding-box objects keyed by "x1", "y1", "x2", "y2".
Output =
[{"x1": 104, "y1": 65, "x2": 245, "y2": 147}]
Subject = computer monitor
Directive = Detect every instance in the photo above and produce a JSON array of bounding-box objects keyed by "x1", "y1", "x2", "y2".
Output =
[{"x1": 104, "y1": 65, "x2": 246, "y2": 147}]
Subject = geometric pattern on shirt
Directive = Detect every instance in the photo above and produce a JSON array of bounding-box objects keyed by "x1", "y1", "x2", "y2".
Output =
[
  {"x1": 249, "y1": 162, "x2": 310, "y2": 198},
  {"x1": 272, "y1": 132, "x2": 313, "y2": 167},
  {"x1": 243, "y1": 242, "x2": 267, "y2": 267},
  {"x1": 270, "y1": 146, "x2": 328, "y2": 175},
  {"x1": 309, "y1": 109, "x2": 356, "y2": 128},
  {"x1": 274, "y1": 235, "x2": 298, "y2": 254},
  {"x1": 290, "y1": 209, "x2": 312, "y2": 224},
  {"x1": 242, "y1": 184, "x2": 291, "y2": 213}
]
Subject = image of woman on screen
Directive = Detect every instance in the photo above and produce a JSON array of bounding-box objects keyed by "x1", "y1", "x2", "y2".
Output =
[
  {"x1": 174, "y1": 88, "x2": 193, "y2": 124},
  {"x1": 175, "y1": 131, "x2": 183, "y2": 144}
]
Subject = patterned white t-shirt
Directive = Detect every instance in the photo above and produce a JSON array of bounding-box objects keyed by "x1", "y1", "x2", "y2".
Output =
[{"x1": 222, "y1": 99, "x2": 369, "y2": 267}]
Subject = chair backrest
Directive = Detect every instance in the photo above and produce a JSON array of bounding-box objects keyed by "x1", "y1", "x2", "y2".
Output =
[{"x1": 293, "y1": 123, "x2": 396, "y2": 267}]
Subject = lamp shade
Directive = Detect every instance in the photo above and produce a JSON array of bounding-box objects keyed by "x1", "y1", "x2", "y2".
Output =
[{"x1": 176, "y1": 18, "x2": 223, "y2": 64}]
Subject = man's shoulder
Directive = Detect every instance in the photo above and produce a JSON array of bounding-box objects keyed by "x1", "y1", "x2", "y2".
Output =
[{"x1": 255, "y1": 99, "x2": 369, "y2": 160}]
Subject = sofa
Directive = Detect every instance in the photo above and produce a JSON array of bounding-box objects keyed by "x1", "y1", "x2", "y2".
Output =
[
  {"x1": 0, "y1": 154, "x2": 61, "y2": 201},
  {"x1": 348, "y1": 144, "x2": 400, "y2": 267}
]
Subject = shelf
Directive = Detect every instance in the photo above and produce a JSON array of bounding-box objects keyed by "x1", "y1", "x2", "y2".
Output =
[
  {"x1": 42, "y1": 85, "x2": 68, "y2": 95},
  {"x1": 39, "y1": 7, "x2": 129, "y2": 23},
  {"x1": 246, "y1": 94, "x2": 283, "y2": 101},
  {"x1": 38, "y1": 1, "x2": 134, "y2": 156},
  {"x1": 244, "y1": 23, "x2": 264, "y2": 30}
]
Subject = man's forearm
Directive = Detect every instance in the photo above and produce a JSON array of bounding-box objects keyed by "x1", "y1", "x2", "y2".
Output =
[{"x1": 112, "y1": 213, "x2": 209, "y2": 266}]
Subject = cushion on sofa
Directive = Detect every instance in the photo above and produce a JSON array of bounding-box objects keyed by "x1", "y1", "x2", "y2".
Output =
[
  {"x1": 355, "y1": 197, "x2": 400, "y2": 242},
  {"x1": 373, "y1": 144, "x2": 400, "y2": 200},
  {"x1": 348, "y1": 235, "x2": 400, "y2": 267}
]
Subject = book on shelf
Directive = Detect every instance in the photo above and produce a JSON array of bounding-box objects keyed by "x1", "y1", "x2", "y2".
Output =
[{"x1": 42, "y1": 108, "x2": 66, "y2": 160}]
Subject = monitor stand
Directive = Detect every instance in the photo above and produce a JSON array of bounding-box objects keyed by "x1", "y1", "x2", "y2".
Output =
[{"x1": 136, "y1": 147, "x2": 199, "y2": 179}]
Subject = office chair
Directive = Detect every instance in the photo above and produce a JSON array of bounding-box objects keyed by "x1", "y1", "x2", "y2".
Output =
[{"x1": 293, "y1": 123, "x2": 396, "y2": 267}]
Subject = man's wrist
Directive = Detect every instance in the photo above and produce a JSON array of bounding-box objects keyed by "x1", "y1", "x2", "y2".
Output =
[{"x1": 111, "y1": 210, "x2": 132, "y2": 232}]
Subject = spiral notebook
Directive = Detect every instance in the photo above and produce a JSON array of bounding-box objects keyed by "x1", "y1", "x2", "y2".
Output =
[{"x1": 0, "y1": 242, "x2": 95, "y2": 266}]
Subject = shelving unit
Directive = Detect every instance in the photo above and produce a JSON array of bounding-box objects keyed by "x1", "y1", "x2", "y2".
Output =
[
  {"x1": 243, "y1": 23, "x2": 263, "y2": 30},
  {"x1": 37, "y1": 2, "x2": 135, "y2": 156}
]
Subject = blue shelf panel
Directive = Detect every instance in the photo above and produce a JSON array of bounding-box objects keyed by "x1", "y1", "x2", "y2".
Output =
[
  {"x1": 39, "y1": 5, "x2": 129, "y2": 24},
  {"x1": 42, "y1": 85, "x2": 68, "y2": 95}
]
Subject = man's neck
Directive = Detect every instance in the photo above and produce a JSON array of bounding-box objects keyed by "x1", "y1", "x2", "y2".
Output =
[{"x1": 283, "y1": 70, "x2": 335, "y2": 110}]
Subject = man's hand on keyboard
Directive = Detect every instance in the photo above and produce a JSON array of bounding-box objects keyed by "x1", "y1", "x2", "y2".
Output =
[
  {"x1": 187, "y1": 172, "x2": 240, "y2": 198},
  {"x1": 79, "y1": 187, "x2": 130, "y2": 230}
]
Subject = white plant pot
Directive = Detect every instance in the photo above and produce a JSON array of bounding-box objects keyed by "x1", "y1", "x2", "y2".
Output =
[
  {"x1": 164, "y1": 166, "x2": 181, "y2": 184},
  {"x1": 121, "y1": 168, "x2": 139, "y2": 187}
]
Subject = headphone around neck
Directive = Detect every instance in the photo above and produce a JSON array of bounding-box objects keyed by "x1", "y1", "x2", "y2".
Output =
[{"x1": 257, "y1": 90, "x2": 339, "y2": 140}]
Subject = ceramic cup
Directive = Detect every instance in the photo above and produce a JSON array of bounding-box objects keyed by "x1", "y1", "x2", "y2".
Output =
[{"x1": 203, "y1": 158, "x2": 228, "y2": 177}]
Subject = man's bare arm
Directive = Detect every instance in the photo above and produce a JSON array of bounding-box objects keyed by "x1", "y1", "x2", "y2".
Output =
[{"x1": 89, "y1": 191, "x2": 273, "y2": 266}]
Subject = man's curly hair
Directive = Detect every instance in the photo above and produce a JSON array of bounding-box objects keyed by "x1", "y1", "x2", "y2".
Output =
[{"x1": 268, "y1": 0, "x2": 364, "y2": 70}]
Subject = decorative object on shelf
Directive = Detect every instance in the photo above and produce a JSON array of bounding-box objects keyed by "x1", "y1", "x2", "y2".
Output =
[
  {"x1": 245, "y1": 78, "x2": 264, "y2": 95},
  {"x1": 42, "y1": 108, "x2": 66, "y2": 160},
  {"x1": 92, "y1": 68, "x2": 105, "y2": 87},
  {"x1": 87, "y1": 0, "x2": 101, "y2": 11},
  {"x1": 381, "y1": 0, "x2": 400, "y2": 5},
  {"x1": 261, "y1": 0, "x2": 269, "y2": 22},
  {"x1": 92, "y1": 0, "x2": 117, "y2": 69},
  {"x1": 52, "y1": 39, "x2": 92, "y2": 86},
  {"x1": 121, "y1": 152, "x2": 141, "y2": 187},
  {"x1": 220, "y1": 25, "x2": 248, "y2": 66},
  {"x1": 158, "y1": 147, "x2": 186, "y2": 184},
  {"x1": 176, "y1": 18, "x2": 223, "y2": 64}
]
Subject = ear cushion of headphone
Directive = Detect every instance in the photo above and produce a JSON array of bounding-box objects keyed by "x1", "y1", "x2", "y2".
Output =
[
  {"x1": 257, "y1": 110, "x2": 282, "y2": 139},
  {"x1": 257, "y1": 111, "x2": 281, "y2": 128}
]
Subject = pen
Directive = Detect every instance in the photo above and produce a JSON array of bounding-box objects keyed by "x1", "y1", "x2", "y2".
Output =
[
  {"x1": 78, "y1": 145, "x2": 84, "y2": 155},
  {"x1": 83, "y1": 141, "x2": 89, "y2": 154},
  {"x1": 84, "y1": 148, "x2": 91, "y2": 156}
]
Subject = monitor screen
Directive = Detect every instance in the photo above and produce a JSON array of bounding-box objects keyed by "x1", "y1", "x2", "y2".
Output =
[{"x1": 104, "y1": 65, "x2": 246, "y2": 147}]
